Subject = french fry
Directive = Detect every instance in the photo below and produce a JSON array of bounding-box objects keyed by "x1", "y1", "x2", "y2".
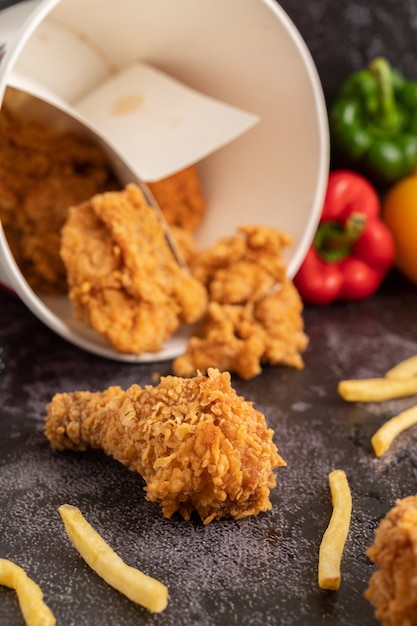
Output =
[
  {"x1": 338, "y1": 377, "x2": 417, "y2": 402},
  {"x1": 385, "y1": 354, "x2": 417, "y2": 380},
  {"x1": 371, "y1": 405, "x2": 417, "y2": 457},
  {"x1": 318, "y1": 470, "x2": 352, "y2": 590},
  {"x1": 58, "y1": 504, "x2": 168, "y2": 613},
  {"x1": 0, "y1": 558, "x2": 56, "y2": 626}
]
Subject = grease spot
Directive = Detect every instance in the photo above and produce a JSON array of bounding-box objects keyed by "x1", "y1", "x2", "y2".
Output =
[
  {"x1": 37, "y1": 31, "x2": 48, "y2": 43},
  {"x1": 111, "y1": 94, "x2": 144, "y2": 116}
]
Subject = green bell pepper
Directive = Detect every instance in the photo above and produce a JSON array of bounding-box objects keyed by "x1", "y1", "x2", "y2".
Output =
[{"x1": 329, "y1": 57, "x2": 417, "y2": 187}]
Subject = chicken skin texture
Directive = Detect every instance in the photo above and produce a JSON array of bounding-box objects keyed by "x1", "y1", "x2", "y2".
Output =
[
  {"x1": 44, "y1": 368, "x2": 285, "y2": 525},
  {"x1": 1, "y1": 104, "x2": 308, "y2": 374},
  {"x1": 365, "y1": 494, "x2": 417, "y2": 626},
  {"x1": 0, "y1": 100, "x2": 204, "y2": 294},
  {"x1": 147, "y1": 165, "x2": 206, "y2": 233},
  {"x1": 174, "y1": 226, "x2": 308, "y2": 379},
  {"x1": 0, "y1": 103, "x2": 118, "y2": 293},
  {"x1": 60, "y1": 183, "x2": 207, "y2": 354}
]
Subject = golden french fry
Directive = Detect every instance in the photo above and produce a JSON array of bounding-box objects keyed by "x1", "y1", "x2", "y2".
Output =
[
  {"x1": 318, "y1": 470, "x2": 352, "y2": 590},
  {"x1": 58, "y1": 504, "x2": 168, "y2": 613},
  {"x1": 371, "y1": 405, "x2": 417, "y2": 457},
  {"x1": 0, "y1": 558, "x2": 55, "y2": 626},
  {"x1": 338, "y1": 377, "x2": 417, "y2": 402},
  {"x1": 385, "y1": 355, "x2": 417, "y2": 380}
]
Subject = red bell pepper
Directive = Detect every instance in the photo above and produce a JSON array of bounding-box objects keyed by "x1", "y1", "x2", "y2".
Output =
[{"x1": 294, "y1": 170, "x2": 395, "y2": 305}]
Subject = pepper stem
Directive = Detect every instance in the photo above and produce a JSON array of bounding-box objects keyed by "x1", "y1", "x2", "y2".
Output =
[
  {"x1": 314, "y1": 213, "x2": 366, "y2": 263},
  {"x1": 368, "y1": 56, "x2": 402, "y2": 133}
]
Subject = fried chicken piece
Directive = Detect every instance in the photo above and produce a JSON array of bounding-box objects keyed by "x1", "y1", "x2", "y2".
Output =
[
  {"x1": 365, "y1": 495, "x2": 417, "y2": 626},
  {"x1": 44, "y1": 368, "x2": 285, "y2": 524},
  {"x1": 147, "y1": 165, "x2": 205, "y2": 232},
  {"x1": 255, "y1": 280, "x2": 308, "y2": 368},
  {"x1": 0, "y1": 104, "x2": 118, "y2": 293},
  {"x1": 173, "y1": 226, "x2": 308, "y2": 379},
  {"x1": 173, "y1": 302, "x2": 266, "y2": 379},
  {"x1": 169, "y1": 226, "x2": 198, "y2": 266},
  {"x1": 60, "y1": 183, "x2": 207, "y2": 354},
  {"x1": 191, "y1": 225, "x2": 291, "y2": 302},
  {"x1": 0, "y1": 102, "x2": 203, "y2": 294},
  {"x1": 173, "y1": 282, "x2": 307, "y2": 379}
]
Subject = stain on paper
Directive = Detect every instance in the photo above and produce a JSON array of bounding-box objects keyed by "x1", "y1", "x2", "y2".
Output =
[{"x1": 111, "y1": 93, "x2": 144, "y2": 116}]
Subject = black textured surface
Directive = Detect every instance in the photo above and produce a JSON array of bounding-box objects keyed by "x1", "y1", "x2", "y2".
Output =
[
  {"x1": 279, "y1": 0, "x2": 417, "y2": 104},
  {"x1": 1, "y1": 271, "x2": 417, "y2": 626},
  {"x1": 2, "y1": 1, "x2": 417, "y2": 624}
]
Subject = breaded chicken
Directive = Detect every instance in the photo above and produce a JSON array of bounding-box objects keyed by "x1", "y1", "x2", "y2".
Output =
[
  {"x1": 44, "y1": 368, "x2": 285, "y2": 525},
  {"x1": 147, "y1": 165, "x2": 205, "y2": 232},
  {"x1": 1, "y1": 103, "x2": 308, "y2": 373},
  {"x1": 173, "y1": 281, "x2": 307, "y2": 380},
  {"x1": 190, "y1": 225, "x2": 291, "y2": 302},
  {"x1": 60, "y1": 183, "x2": 207, "y2": 354},
  {"x1": 173, "y1": 226, "x2": 308, "y2": 379},
  {"x1": 0, "y1": 103, "x2": 204, "y2": 294},
  {"x1": 365, "y1": 494, "x2": 417, "y2": 625},
  {"x1": 0, "y1": 104, "x2": 118, "y2": 293}
]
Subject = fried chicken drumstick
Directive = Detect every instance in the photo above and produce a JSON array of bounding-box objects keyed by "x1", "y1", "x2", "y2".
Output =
[
  {"x1": 365, "y1": 494, "x2": 417, "y2": 625},
  {"x1": 44, "y1": 368, "x2": 285, "y2": 525}
]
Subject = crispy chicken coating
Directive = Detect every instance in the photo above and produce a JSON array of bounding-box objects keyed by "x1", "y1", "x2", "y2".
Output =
[
  {"x1": 0, "y1": 104, "x2": 118, "y2": 293},
  {"x1": 173, "y1": 282, "x2": 307, "y2": 380},
  {"x1": 173, "y1": 226, "x2": 308, "y2": 379},
  {"x1": 190, "y1": 225, "x2": 290, "y2": 302},
  {"x1": 1, "y1": 104, "x2": 308, "y2": 372},
  {"x1": 60, "y1": 183, "x2": 207, "y2": 354},
  {"x1": 0, "y1": 103, "x2": 204, "y2": 294},
  {"x1": 147, "y1": 165, "x2": 206, "y2": 232},
  {"x1": 44, "y1": 368, "x2": 285, "y2": 524},
  {"x1": 169, "y1": 226, "x2": 198, "y2": 266},
  {"x1": 365, "y1": 494, "x2": 417, "y2": 626}
]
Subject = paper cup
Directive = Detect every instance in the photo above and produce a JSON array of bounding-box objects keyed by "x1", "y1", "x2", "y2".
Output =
[{"x1": 0, "y1": 0, "x2": 329, "y2": 362}]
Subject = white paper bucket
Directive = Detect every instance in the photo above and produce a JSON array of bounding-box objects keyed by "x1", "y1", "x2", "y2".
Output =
[{"x1": 0, "y1": 0, "x2": 329, "y2": 361}]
